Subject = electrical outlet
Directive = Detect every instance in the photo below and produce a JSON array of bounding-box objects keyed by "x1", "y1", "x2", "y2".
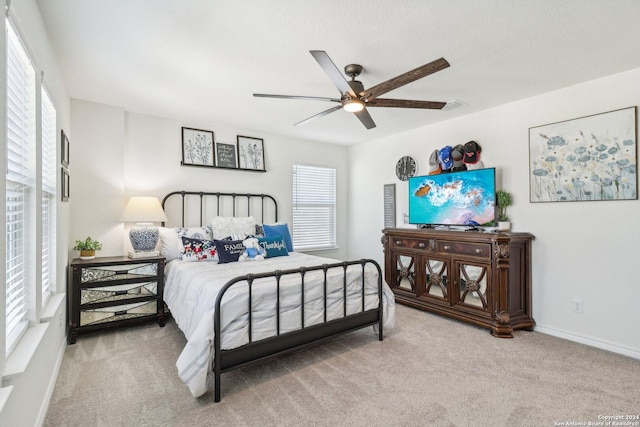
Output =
[{"x1": 572, "y1": 298, "x2": 583, "y2": 314}]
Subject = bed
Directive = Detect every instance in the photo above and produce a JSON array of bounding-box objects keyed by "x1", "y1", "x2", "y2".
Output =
[{"x1": 159, "y1": 191, "x2": 395, "y2": 401}]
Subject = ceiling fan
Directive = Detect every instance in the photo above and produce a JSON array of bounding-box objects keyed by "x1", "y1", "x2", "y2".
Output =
[{"x1": 253, "y1": 50, "x2": 450, "y2": 130}]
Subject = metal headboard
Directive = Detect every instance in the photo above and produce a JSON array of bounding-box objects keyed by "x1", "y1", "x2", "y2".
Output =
[{"x1": 161, "y1": 191, "x2": 278, "y2": 227}]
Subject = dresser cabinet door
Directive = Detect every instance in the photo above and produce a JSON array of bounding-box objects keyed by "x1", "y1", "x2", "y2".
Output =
[
  {"x1": 389, "y1": 251, "x2": 418, "y2": 295},
  {"x1": 420, "y1": 255, "x2": 450, "y2": 304},
  {"x1": 453, "y1": 260, "x2": 492, "y2": 316}
]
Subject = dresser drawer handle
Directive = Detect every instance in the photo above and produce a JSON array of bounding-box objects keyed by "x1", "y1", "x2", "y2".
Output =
[
  {"x1": 418, "y1": 242, "x2": 426, "y2": 248},
  {"x1": 443, "y1": 245, "x2": 450, "y2": 250},
  {"x1": 475, "y1": 248, "x2": 483, "y2": 254},
  {"x1": 395, "y1": 240, "x2": 402, "y2": 246}
]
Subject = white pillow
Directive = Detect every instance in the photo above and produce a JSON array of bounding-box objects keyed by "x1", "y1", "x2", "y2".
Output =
[
  {"x1": 209, "y1": 216, "x2": 256, "y2": 239},
  {"x1": 158, "y1": 226, "x2": 213, "y2": 261}
]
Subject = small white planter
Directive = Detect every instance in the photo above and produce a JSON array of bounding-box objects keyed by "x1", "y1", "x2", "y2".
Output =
[{"x1": 497, "y1": 221, "x2": 511, "y2": 231}]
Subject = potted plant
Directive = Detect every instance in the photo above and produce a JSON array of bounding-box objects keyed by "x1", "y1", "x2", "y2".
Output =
[
  {"x1": 496, "y1": 189, "x2": 512, "y2": 231},
  {"x1": 73, "y1": 236, "x2": 103, "y2": 260}
]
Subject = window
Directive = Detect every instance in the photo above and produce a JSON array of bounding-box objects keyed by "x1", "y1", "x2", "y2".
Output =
[
  {"x1": 6, "y1": 20, "x2": 36, "y2": 354},
  {"x1": 41, "y1": 88, "x2": 56, "y2": 307},
  {"x1": 292, "y1": 165, "x2": 336, "y2": 251}
]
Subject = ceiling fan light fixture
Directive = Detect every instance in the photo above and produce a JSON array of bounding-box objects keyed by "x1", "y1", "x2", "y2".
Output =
[{"x1": 343, "y1": 98, "x2": 365, "y2": 113}]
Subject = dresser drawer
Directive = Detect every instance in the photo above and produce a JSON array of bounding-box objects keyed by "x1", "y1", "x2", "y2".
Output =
[
  {"x1": 391, "y1": 237, "x2": 430, "y2": 250},
  {"x1": 437, "y1": 241, "x2": 491, "y2": 258}
]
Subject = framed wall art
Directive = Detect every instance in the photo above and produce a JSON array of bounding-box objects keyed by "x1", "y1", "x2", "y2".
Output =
[
  {"x1": 181, "y1": 127, "x2": 215, "y2": 167},
  {"x1": 237, "y1": 135, "x2": 266, "y2": 171},
  {"x1": 215, "y1": 142, "x2": 237, "y2": 169},
  {"x1": 61, "y1": 167, "x2": 70, "y2": 202},
  {"x1": 529, "y1": 106, "x2": 637, "y2": 203},
  {"x1": 61, "y1": 129, "x2": 70, "y2": 168}
]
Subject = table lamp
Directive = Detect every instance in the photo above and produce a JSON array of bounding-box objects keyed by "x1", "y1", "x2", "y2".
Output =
[{"x1": 121, "y1": 196, "x2": 168, "y2": 257}]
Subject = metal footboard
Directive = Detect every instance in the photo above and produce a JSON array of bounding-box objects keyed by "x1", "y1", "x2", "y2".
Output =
[{"x1": 212, "y1": 259, "x2": 384, "y2": 402}]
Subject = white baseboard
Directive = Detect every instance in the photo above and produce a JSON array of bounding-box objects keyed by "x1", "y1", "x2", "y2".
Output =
[
  {"x1": 36, "y1": 333, "x2": 66, "y2": 427},
  {"x1": 535, "y1": 324, "x2": 640, "y2": 360}
]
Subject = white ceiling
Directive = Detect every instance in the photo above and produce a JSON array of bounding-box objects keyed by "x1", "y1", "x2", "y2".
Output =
[{"x1": 37, "y1": 0, "x2": 640, "y2": 146}]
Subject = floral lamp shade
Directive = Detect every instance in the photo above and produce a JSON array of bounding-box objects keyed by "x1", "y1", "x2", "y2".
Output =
[{"x1": 120, "y1": 196, "x2": 168, "y2": 252}]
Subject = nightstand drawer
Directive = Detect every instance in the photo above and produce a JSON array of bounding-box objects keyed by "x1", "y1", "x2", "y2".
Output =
[
  {"x1": 80, "y1": 262, "x2": 158, "y2": 284},
  {"x1": 438, "y1": 241, "x2": 491, "y2": 258},
  {"x1": 80, "y1": 300, "x2": 158, "y2": 327},
  {"x1": 80, "y1": 281, "x2": 158, "y2": 305}
]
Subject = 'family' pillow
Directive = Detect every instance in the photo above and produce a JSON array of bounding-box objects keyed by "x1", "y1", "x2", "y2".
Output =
[
  {"x1": 262, "y1": 223, "x2": 293, "y2": 252},
  {"x1": 213, "y1": 239, "x2": 245, "y2": 264}
]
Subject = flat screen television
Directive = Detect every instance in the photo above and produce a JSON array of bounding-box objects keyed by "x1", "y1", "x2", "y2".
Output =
[{"x1": 408, "y1": 168, "x2": 496, "y2": 227}]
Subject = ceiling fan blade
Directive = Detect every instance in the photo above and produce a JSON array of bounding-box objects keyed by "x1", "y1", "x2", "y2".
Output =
[
  {"x1": 294, "y1": 105, "x2": 343, "y2": 126},
  {"x1": 253, "y1": 93, "x2": 340, "y2": 103},
  {"x1": 362, "y1": 57, "x2": 450, "y2": 101},
  {"x1": 310, "y1": 50, "x2": 357, "y2": 98},
  {"x1": 366, "y1": 98, "x2": 447, "y2": 109},
  {"x1": 353, "y1": 108, "x2": 376, "y2": 129}
]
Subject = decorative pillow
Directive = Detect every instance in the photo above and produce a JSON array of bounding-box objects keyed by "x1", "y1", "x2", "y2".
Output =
[
  {"x1": 209, "y1": 216, "x2": 257, "y2": 240},
  {"x1": 175, "y1": 226, "x2": 212, "y2": 240},
  {"x1": 157, "y1": 227, "x2": 183, "y2": 261},
  {"x1": 158, "y1": 227, "x2": 213, "y2": 261},
  {"x1": 213, "y1": 239, "x2": 245, "y2": 264},
  {"x1": 262, "y1": 223, "x2": 293, "y2": 252},
  {"x1": 258, "y1": 235, "x2": 289, "y2": 258},
  {"x1": 180, "y1": 236, "x2": 218, "y2": 262}
]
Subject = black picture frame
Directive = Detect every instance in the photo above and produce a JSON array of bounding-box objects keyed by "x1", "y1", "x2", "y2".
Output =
[
  {"x1": 62, "y1": 167, "x2": 70, "y2": 202},
  {"x1": 181, "y1": 127, "x2": 215, "y2": 167},
  {"x1": 61, "y1": 130, "x2": 70, "y2": 168},
  {"x1": 237, "y1": 135, "x2": 265, "y2": 171},
  {"x1": 215, "y1": 142, "x2": 237, "y2": 168}
]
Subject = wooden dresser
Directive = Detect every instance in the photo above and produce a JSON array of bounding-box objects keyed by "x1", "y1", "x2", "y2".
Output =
[{"x1": 382, "y1": 228, "x2": 535, "y2": 338}]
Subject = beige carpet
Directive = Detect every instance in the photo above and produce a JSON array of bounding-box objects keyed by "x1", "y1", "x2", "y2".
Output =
[{"x1": 44, "y1": 305, "x2": 639, "y2": 426}]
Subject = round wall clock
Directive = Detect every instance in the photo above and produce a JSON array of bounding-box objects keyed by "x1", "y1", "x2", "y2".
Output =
[{"x1": 395, "y1": 155, "x2": 417, "y2": 181}]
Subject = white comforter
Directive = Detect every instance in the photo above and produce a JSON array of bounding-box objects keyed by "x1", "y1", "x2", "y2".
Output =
[{"x1": 163, "y1": 252, "x2": 395, "y2": 397}]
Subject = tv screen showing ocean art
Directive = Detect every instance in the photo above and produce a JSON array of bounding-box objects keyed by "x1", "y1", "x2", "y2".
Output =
[{"x1": 408, "y1": 168, "x2": 496, "y2": 227}]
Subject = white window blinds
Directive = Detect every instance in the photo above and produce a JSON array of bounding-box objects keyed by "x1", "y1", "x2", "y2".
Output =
[
  {"x1": 292, "y1": 165, "x2": 336, "y2": 251},
  {"x1": 6, "y1": 21, "x2": 36, "y2": 354},
  {"x1": 41, "y1": 87, "x2": 56, "y2": 307}
]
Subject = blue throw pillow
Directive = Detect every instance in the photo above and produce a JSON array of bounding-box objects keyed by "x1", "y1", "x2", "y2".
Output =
[
  {"x1": 213, "y1": 239, "x2": 245, "y2": 264},
  {"x1": 262, "y1": 223, "x2": 293, "y2": 252},
  {"x1": 258, "y1": 235, "x2": 289, "y2": 258}
]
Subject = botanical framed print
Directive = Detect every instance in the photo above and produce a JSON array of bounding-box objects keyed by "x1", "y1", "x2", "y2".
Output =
[
  {"x1": 61, "y1": 129, "x2": 70, "y2": 168},
  {"x1": 237, "y1": 135, "x2": 265, "y2": 171},
  {"x1": 61, "y1": 167, "x2": 70, "y2": 202},
  {"x1": 182, "y1": 127, "x2": 215, "y2": 167},
  {"x1": 215, "y1": 142, "x2": 237, "y2": 168},
  {"x1": 529, "y1": 107, "x2": 637, "y2": 202}
]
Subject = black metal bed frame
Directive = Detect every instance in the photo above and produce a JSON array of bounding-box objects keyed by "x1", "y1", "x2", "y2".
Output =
[
  {"x1": 162, "y1": 191, "x2": 384, "y2": 402},
  {"x1": 161, "y1": 190, "x2": 278, "y2": 227}
]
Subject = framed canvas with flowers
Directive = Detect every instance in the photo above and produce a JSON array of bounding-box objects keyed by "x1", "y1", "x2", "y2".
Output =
[{"x1": 528, "y1": 107, "x2": 637, "y2": 202}]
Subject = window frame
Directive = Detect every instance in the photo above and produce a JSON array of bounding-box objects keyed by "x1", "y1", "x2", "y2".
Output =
[{"x1": 291, "y1": 164, "x2": 337, "y2": 252}]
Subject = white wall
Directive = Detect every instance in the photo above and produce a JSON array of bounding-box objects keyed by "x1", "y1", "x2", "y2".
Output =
[
  {"x1": 70, "y1": 101, "x2": 351, "y2": 260},
  {"x1": 348, "y1": 67, "x2": 640, "y2": 357}
]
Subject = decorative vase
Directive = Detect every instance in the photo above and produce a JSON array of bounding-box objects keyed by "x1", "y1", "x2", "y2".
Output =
[{"x1": 80, "y1": 250, "x2": 96, "y2": 260}]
